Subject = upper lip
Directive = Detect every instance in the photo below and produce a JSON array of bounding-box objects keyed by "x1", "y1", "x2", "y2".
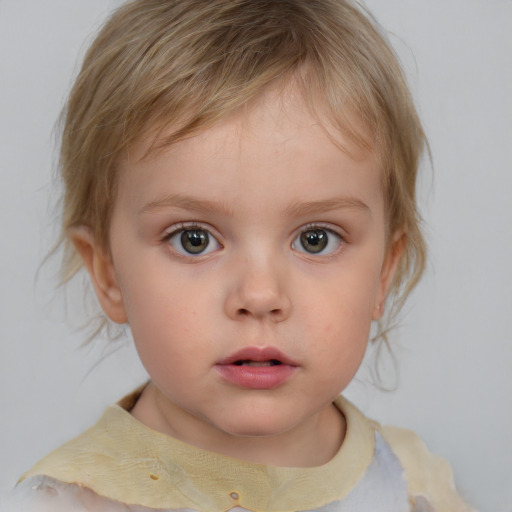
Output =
[{"x1": 217, "y1": 346, "x2": 298, "y2": 366}]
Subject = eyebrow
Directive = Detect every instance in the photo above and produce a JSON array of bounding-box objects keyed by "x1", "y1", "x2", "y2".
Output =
[
  {"x1": 140, "y1": 194, "x2": 369, "y2": 218},
  {"x1": 139, "y1": 194, "x2": 235, "y2": 217},
  {"x1": 284, "y1": 197, "x2": 370, "y2": 217}
]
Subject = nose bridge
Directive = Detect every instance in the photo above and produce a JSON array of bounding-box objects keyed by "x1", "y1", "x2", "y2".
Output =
[{"x1": 225, "y1": 245, "x2": 291, "y2": 321}]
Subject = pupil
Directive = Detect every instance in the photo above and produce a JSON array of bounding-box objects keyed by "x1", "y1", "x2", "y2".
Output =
[
  {"x1": 301, "y1": 229, "x2": 327, "y2": 253},
  {"x1": 181, "y1": 229, "x2": 209, "y2": 254}
]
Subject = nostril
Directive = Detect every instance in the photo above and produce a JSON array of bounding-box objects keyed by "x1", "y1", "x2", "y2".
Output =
[{"x1": 238, "y1": 308, "x2": 250, "y2": 316}]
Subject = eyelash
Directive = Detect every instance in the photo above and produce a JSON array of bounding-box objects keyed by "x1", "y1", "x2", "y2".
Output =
[
  {"x1": 162, "y1": 223, "x2": 222, "y2": 257},
  {"x1": 161, "y1": 222, "x2": 345, "y2": 258},
  {"x1": 291, "y1": 223, "x2": 344, "y2": 257}
]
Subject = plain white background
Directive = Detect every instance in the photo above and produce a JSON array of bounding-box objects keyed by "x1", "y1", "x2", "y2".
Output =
[{"x1": 0, "y1": 1, "x2": 511, "y2": 511}]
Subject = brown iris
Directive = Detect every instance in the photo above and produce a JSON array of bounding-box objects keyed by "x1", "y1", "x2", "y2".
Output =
[
  {"x1": 181, "y1": 229, "x2": 210, "y2": 254},
  {"x1": 300, "y1": 229, "x2": 328, "y2": 253}
]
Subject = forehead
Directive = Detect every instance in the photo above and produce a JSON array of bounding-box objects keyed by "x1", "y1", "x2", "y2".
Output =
[
  {"x1": 114, "y1": 83, "x2": 385, "y2": 228},
  {"x1": 130, "y1": 81, "x2": 378, "y2": 173}
]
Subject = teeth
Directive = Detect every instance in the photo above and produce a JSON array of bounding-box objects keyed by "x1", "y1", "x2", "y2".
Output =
[{"x1": 234, "y1": 360, "x2": 282, "y2": 367}]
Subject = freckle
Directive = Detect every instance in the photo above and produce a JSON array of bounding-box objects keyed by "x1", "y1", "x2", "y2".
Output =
[{"x1": 149, "y1": 474, "x2": 160, "y2": 480}]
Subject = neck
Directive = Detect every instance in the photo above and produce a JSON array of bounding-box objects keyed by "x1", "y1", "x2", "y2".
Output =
[{"x1": 130, "y1": 382, "x2": 346, "y2": 467}]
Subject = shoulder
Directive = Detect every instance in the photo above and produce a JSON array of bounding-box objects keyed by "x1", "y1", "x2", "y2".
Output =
[
  {"x1": 378, "y1": 425, "x2": 476, "y2": 512},
  {"x1": 1, "y1": 475, "x2": 132, "y2": 512}
]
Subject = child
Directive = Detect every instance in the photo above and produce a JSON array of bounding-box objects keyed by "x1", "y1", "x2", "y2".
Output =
[{"x1": 3, "y1": 0, "x2": 476, "y2": 510}]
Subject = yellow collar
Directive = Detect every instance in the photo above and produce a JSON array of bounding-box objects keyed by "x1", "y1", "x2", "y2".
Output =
[{"x1": 23, "y1": 390, "x2": 378, "y2": 511}]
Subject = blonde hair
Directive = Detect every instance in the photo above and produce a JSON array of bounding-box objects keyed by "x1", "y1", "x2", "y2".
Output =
[{"x1": 58, "y1": 0, "x2": 426, "y2": 339}]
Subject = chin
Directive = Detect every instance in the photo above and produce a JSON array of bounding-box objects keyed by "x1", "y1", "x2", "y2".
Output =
[{"x1": 214, "y1": 413, "x2": 298, "y2": 439}]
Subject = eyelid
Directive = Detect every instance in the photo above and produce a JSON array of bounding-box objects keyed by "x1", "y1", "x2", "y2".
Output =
[
  {"x1": 162, "y1": 222, "x2": 222, "y2": 257},
  {"x1": 294, "y1": 222, "x2": 346, "y2": 241},
  {"x1": 291, "y1": 223, "x2": 345, "y2": 256},
  {"x1": 162, "y1": 221, "x2": 220, "y2": 238}
]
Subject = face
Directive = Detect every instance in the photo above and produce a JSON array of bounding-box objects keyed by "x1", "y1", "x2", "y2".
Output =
[{"x1": 78, "y1": 84, "x2": 401, "y2": 455}]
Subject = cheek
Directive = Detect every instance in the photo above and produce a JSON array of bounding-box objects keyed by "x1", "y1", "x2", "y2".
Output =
[
  {"x1": 124, "y1": 291, "x2": 206, "y2": 388},
  {"x1": 296, "y1": 265, "x2": 380, "y2": 367},
  {"x1": 127, "y1": 290, "x2": 198, "y2": 340},
  {"x1": 118, "y1": 266, "x2": 220, "y2": 358},
  {"x1": 305, "y1": 266, "x2": 381, "y2": 327},
  {"x1": 302, "y1": 301, "x2": 369, "y2": 395}
]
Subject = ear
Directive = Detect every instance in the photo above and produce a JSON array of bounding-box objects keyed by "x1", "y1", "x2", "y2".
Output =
[
  {"x1": 372, "y1": 230, "x2": 406, "y2": 321},
  {"x1": 68, "y1": 226, "x2": 128, "y2": 324}
]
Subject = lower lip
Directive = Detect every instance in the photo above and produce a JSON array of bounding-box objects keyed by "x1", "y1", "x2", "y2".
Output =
[{"x1": 215, "y1": 364, "x2": 297, "y2": 389}]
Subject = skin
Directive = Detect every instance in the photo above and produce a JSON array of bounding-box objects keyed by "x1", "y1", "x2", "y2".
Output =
[{"x1": 71, "y1": 83, "x2": 404, "y2": 468}]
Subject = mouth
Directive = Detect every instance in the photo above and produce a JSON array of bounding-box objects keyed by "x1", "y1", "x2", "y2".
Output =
[
  {"x1": 215, "y1": 347, "x2": 298, "y2": 389},
  {"x1": 232, "y1": 359, "x2": 282, "y2": 367},
  {"x1": 217, "y1": 346, "x2": 297, "y2": 366}
]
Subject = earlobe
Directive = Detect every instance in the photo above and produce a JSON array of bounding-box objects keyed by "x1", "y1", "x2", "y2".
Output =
[
  {"x1": 68, "y1": 226, "x2": 128, "y2": 324},
  {"x1": 372, "y1": 231, "x2": 406, "y2": 321}
]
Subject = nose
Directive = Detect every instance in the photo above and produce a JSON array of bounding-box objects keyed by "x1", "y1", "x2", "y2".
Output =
[{"x1": 224, "y1": 258, "x2": 292, "y2": 323}]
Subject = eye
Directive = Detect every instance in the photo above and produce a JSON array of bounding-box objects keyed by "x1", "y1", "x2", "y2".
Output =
[
  {"x1": 292, "y1": 227, "x2": 342, "y2": 255},
  {"x1": 166, "y1": 226, "x2": 221, "y2": 256}
]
